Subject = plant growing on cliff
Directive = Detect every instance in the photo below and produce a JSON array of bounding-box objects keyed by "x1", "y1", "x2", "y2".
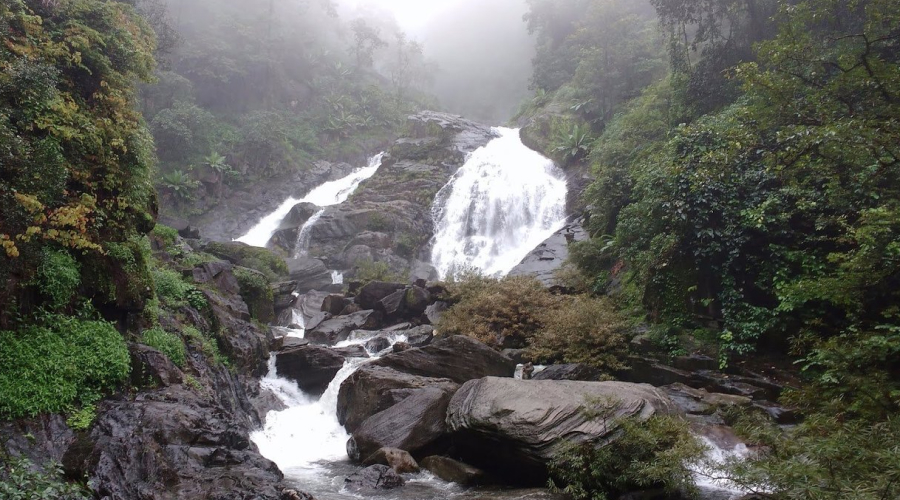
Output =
[
  {"x1": 549, "y1": 414, "x2": 705, "y2": 500},
  {"x1": 553, "y1": 122, "x2": 593, "y2": 163},
  {"x1": 0, "y1": 458, "x2": 91, "y2": 500},
  {"x1": 142, "y1": 328, "x2": 187, "y2": 368},
  {"x1": 0, "y1": 318, "x2": 129, "y2": 419}
]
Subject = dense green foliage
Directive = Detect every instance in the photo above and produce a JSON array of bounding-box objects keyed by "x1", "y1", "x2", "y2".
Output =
[
  {"x1": 523, "y1": 0, "x2": 900, "y2": 496},
  {"x1": 0, "y1": 317, "x2": 129, "y2": 419},
  {"x1": 142, "y1": 327, "x2": 186, "y2": 368},
  {"x1": 549, "y1": 414, "x2": 705, "y2": 500},
  {"x1": 0, "y1": 0, "x2": 158, "y2": 324},
  {"x1": 0, "y1": 458, "x2": 91, "y2": 500}
]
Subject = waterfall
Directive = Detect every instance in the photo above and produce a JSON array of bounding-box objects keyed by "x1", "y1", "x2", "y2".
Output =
[
  {"x1": 251, "y1": 330, "x2": 410, "y2": 481},
  {"x1": 430, "y1": 127, "x2": 567, "y2": 279},
  {"x1": 236, "y1": 153, "x2": 384, "y2": 249}
]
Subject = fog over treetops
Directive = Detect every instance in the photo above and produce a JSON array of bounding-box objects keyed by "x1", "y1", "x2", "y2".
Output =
[{"x1": 340, "y1": 0, "x2": 536, "y2": 124}]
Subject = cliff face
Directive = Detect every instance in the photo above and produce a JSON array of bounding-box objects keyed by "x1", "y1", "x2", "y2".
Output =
[
  {"x1": 305, "y1": 112, "x2": 498, "y2": 280},
  {"x1": 1, "y1": 239, "x2": 296, "y2": 499}
]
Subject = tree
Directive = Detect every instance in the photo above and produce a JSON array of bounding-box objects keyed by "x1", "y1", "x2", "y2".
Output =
[{"x1": 350, "y1": 19, "x2": 387, "y2": 70}]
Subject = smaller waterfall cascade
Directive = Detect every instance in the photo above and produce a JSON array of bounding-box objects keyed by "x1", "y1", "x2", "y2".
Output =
[
  {"x1": 430, "y1": 127, "x2": 567, "y2": 278},
  {"x1": 251, "y1": 330, "x2": 410, "y2": 485},
  {"x1": 236, "y1": 153, "x2": 384, "y2": 249}
]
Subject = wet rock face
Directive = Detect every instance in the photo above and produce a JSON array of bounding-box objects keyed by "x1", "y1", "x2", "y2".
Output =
[
  {"x1": 508, "y1": 219, "x2": 588, "y2": 288},
  {"x1": 63, "y1": 385, "x2": 285, "y2": 500},
  {"x1": 344, "y1": 464, "x2": 405, "y2": 491},
  {"x1": 306, "y1": 112, "x2": 498, "y2": 278},
  {"x1": 347, "y1": 386, "x2": 455, "y2": 461},
  {"x1": 446, "y1": 377, "x2": 679, "y2": 484},
  {"x1": 371, "y1": 335, "x2": 517, "y2": 383},
  {"x1": 275, "y1": 344, "x2": 346, "y2": 395},
  {"x1": 337, "y1": 365, "x2": 459, "y2": 433},
  {"x1": 187, "y1": 160, "x2": 356, "y2": 243}
]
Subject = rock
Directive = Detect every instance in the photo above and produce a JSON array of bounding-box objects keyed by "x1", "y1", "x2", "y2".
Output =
[
  {"x1": 333, "y1": 345, "x2": 369, "y2": 359},
  {"x1": 405, "y1": 286, "x2": 431, "y2": 314},
  {"x1": 275, "y1": 345, "x2": 346, "y2": 394},
  {"x1": 502, "y1": 349, "x2": 532, "y2": 365},
  {"x1": 420, "y1": 456, "x2": 488, "y2": 486},
  {"x1": 372, "y1": 335, "x2": 517, "y2": 383},
  {"x1": 347, "y1": 387, "x2": 454, "y2": 461},
  {"x1": 446, "y1": 377, "x2": 679, "y2": 483},
  {"x1": 424, "y1": 301, "x2": 448, "y2": 325},
  {"x1": 344, "y1": 464, "x2": 405, "y2": 491},
  {"x1": 379, "y1": 289, "x2": 407, "y2": 317},
  {"x1": 281, "y1": 490, "x2": 316, "y2": 500},
  {"x1": 673, "y1": 354, "x2": 718, "y2": 372},
  {"x1": 752, "y1": 400, "x2": 799, "y2": 424},
  {"x1": 191, "y1": 261, "x2": 237, "y2": 292},
  {"x1": 509, "y1": 219, "x2": 588, "y2": 287},
  {"x1": 365, "y1": 336, "x2": 392, "y2": 353},
  {"x1": 337, "y1": 365, "x2": 459, "y2": 432},
  {"x1": 392, "y1": 341, "x2": 411, "y2": 353},
  {"x1": 405, "y1": 325, "x2": 434, "y2": 347},
  {"x1": 129, "y1": 343, "x2": 183, "y2": 387},
  {"x1": 305, "y1": 310, "x2": 382, "y2": 345},
  {"x1": 321, "y1": 294, "x2": 347, "y2": 315},
  {"x1": 282, "y1": 337, "x2": 310, "y2": 349},
  {"x1": 158, "y1": 216, "x2": 200, "y2": 239},
  {"x1": 281, "y1": 202, "x2": 320, "y2": 230},
  {"x1": 362, "y1": 447, "x2": 420, "y2": 473},
  {"x1": 286, "y1": 257, "x2": 334, "y2": 294},
  {"x1": 532, "y1": 363, "x2": 604, "y2": 382},
  {"x1": 358, "y1": 281, "x2": 407, "y2": 310},
  {"x1": 272, "y1": 281, "x2": 299, "y2": 312}
]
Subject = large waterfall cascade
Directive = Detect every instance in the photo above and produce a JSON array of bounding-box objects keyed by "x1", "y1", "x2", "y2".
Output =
[
  {"x1": 241, "y1": 139, "x2": 750, "y2": 499},
  {"x1": 236, "y1": 153, "x2": 384, "y2": 250},
  {"x1": 430, "y1": 127, "x2": 569, "y2": 279}
]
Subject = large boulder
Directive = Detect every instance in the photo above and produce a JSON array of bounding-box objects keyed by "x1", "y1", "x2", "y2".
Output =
[
  {"x1": 356, "y1": 281, "x2": 407, "y2": 310},
  {"x1": 347, "y1": 387, "x2": 454, "y2": 461},
  {"x1": 275, "y1": 345, "x2": 345, "y2": 394},
  {"x1": 285, "y1": 257, "x2": 334, "y2": 294},
  {"x1": 446, "y1": 377, "x2": 680, "y2": 483},
  {"x1": 372, "y1": 335, "x2": 517, "y2": 383},
  {"x1": 305, "y1": 310, "x2": 382, "y2": 345},
  {"x1": 337, "y1": 365, "x2": 458, "y2": 432}
]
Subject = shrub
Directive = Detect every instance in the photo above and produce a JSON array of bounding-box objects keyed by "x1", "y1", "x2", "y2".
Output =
[
  {"x1": 0, "y1": 458, "x2": 91, "y2": 500},
  {"x1": 34, "y1": 248, "x2": 81, "y2": 310},
  {"x1": 152, "y1": 267, "x2": 193, "y2": 307},
  {"x1": 437, "y1": 275, "x2": 557, "y2": 348},
  {"x1": 203, "y1": 241, "x2": 288, "y2": 279},
  {"x1": 0, "y1": 318, "x2": 130, "y2": 419},
  {"x1": 151, "y1": 224, "x2": 179, "y2": 247},
  {"x1": 528, "y1": 295, "x2": 630, "y2": 373},
  {"x1": 353, "y1": 259, "x2": 400, "y2": 286},
  {"x1": 549, "y1": 414, "x2": 705, "y2": 500},
  {"x1": 142, "y1": 328, "x2": 186, "y2": 368}
]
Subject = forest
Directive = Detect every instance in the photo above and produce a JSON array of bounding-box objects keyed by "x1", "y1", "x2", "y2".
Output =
[{"x1": 0, "y1": 0, "x2": 898, "y2": 499}]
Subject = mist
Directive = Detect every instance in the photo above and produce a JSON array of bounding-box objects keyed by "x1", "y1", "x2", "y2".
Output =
[{"x1": 340, "y1": 0, "x2": 536, "y2": 125}]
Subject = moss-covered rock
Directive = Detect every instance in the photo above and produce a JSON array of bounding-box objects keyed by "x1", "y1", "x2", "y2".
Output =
[{"x1": 202, "y1": 241, "x2": 288, "y2": 280}]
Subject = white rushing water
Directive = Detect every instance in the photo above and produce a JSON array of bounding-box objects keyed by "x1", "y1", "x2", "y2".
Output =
[
  {"x1": 236, "y1": 153, "x2": 384, "y2": 249},
  {"x1": 251, "y1": 329, "x2": 410, "y2": 488},
  {"x1": 430, "y1": 127, "x2": 568, "y2": 279}
]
